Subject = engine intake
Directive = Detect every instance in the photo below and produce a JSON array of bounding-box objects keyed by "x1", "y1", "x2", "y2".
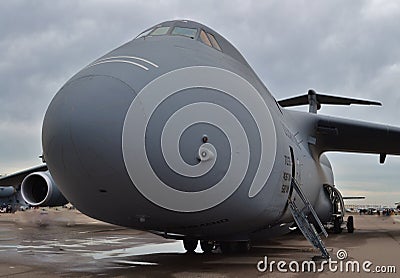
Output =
[{"x1": 21, "y1": 171, "x2": 68, "y2": 207}]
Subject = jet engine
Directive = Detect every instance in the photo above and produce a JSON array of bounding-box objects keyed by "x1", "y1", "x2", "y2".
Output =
[
  {"x1": 0, "y1": 186, "x2": 16, "y2": 198},
  {"x1": 21, "y1": 171, "x2": 68, "y2": 207}
]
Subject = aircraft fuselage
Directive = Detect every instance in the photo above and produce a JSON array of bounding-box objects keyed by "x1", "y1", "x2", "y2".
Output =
[{"x1": 42, "y1": 20, "x2": 334, "y2": 240}]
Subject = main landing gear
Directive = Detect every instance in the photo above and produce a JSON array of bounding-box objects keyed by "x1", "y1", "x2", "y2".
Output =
[
  {"x1": 332, "y1": 215, "x2": 355, "y2": 234},
  {"x1": 346, "y1": 215, "x2": 354, "y2": 233},
  {"x1": 182, "y1": 239, "x2": 251, "y2": 254},
  {"x1": 324, "y1": 184, "x2": 355, "y2": 234}
]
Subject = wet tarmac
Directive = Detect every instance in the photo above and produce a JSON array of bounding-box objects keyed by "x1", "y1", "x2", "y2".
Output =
[{"x1": 0, "y1": 209, "x2": 399, "y2": 277}]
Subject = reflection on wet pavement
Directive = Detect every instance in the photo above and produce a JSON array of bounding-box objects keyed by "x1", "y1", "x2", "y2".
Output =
[
  {"x1": 0, "y1": 210, "x2": 189, "y2": 274},
  {"x1": 1, "y1": 210, "x2": 399, "y2": 277}
]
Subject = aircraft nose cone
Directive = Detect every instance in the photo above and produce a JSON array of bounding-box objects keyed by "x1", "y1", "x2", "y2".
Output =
[{"x1": 42, "y1": 75, "x2": 136, "y2": 210}]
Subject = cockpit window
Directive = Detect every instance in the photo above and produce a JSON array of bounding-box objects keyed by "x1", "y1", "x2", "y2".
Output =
[
  {"x1": 135, "y1": 24, "x2": 222, "y2": 53},
  {"x1": 150, "y1": 26, "x2": 170, "y2": 36},
  {"x1": 207, "y1": 33, "x2": 222, "y2": 51},
  {"x1": 199, "y1": 29, "x2": 222, "y2": 51},
  {"x1": 171, "y1": 27, "x2": 197, "y2": 39},
  {"x1": 136, "y1": 28, "x2": 154, "y2": 38},
  {"x1": 200, "y1": 30, "x2": 212, "y2": 47}
]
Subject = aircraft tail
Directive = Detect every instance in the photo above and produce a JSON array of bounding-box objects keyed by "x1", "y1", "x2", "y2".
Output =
[{"x1": 278, "y1": 89, "x2": 381, "y2": 113}]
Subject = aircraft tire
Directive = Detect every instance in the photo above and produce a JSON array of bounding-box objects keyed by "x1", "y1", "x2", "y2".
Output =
[
  {"x1": 200, "y1": 240, "x2": 214, "y2": 254},
  {"x1": 236, "y1": 241, "x2": 251, "y2": 253},
  {"x1": 347, "y1": 216, "x2": 354, "y2": 233},
  {"x1": 333, "y1": 216, "x2": 342, "y2": 234},
  {"x1": 183, "y1": 239, "x2": 198, "y2": 253},
  {"x1": 219, "y1": 242, "x2": 232, "y2": 254},
  {"x1": 220, "y1": 241, "x2": 251, "y2": 254}
]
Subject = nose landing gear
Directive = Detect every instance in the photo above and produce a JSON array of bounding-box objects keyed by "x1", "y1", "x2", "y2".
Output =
[
  {"x1": 220, "y1": 241, "x2": 251, "y2": 253},
  {"x1": 182, "y1": 238, "x2": 251, "y2": 254},
  {"x1": 200, "y1": 240, "x2": 215, "y2": 254},
  {"x1": 182, "y1": 238, "x2": 198, "y2": 253}
]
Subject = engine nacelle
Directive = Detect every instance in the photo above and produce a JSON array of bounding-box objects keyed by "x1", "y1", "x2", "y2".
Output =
[
  {"x1": 21, "y1": 171, "x2": 68, "y2": 207},
  {"x1": 0, "y1": 186, "x2": 16, "y2": 198}
]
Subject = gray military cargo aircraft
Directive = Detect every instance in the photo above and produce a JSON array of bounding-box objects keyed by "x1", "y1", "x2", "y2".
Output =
[{"x1": 1, "y1": 20, "x2": 400, "y2": 258}]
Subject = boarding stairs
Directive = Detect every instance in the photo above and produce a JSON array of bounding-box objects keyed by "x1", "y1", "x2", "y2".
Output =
[{"x1": 288, "y1": 177, "x2": 330, "y2": 259}]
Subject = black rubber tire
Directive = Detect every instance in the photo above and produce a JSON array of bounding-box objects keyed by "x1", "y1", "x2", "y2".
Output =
[
  {"x1": 236, "y1": 241, "x2": 251, "y2": 253},
  {"x1": 183, "y1": 239, "x2": 198, "y2": 253},
  {"x1": 219, "y1": 242, "x2": 232, "y2": 254},
  {"x1": 333, "y1": 217, "x2": 342, "y2": 234},
  {"x1": 220, "y1": 241, "x2": 251, "y2": 253},
  {"x1": 347, "y1": 215, "x2": 354, "y2": 233},
  {"x1": 200, "y1": 240, "x2": 214, "y2": 254}
]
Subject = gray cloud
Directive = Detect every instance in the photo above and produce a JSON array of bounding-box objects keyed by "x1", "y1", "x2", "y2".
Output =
[{"x1": 1, "y1": 0, "x2": 399, "y2": 205}]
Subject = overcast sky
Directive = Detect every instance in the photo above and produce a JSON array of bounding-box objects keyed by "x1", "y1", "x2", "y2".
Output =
[{"x1": 1, "y1": 0, "x2": 399, "y2": 205}]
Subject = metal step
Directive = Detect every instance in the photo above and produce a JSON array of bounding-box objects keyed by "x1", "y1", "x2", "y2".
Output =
[{"x1": 288, "y1": 178, "x2": 330, "y2": 259}]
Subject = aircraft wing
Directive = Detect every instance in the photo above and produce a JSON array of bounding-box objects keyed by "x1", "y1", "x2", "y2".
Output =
[
  {"x1": 310, "y1": 114, "x2": 400, "y2": 157},
  {"x1": 0, "y1": 164, "x2": 48, "y2": 186}
]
